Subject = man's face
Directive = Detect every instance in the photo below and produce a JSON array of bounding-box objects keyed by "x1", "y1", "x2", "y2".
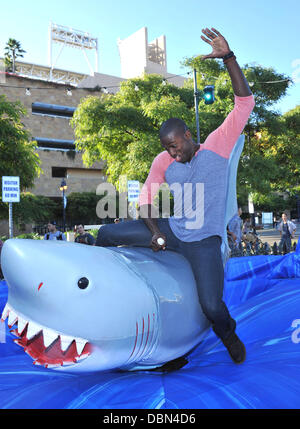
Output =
[
  {"x1": 77, "y1": 225, "x2": 84, "y2": 234},
  {"x1": 161, "y1": 130, "x2": 195, "y2": 163},
  {"x1": 48, "y1": 223, "x2": 56, "y2": 232},
  {"x1": 282, "y1": 214, "x2": 287, "y2": 222}
]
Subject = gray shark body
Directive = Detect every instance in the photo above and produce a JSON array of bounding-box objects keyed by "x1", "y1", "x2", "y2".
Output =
[{"x1": 1, "y1": 239, "x2": 209, "y2": 372}]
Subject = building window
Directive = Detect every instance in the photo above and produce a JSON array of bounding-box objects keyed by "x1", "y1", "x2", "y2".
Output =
[
  {"x1": 52, "y1": 167, "x2": 67, "y2": 178},
  {"x1": 33, "y1": 137, "x2": 75, "y2": 150},
  {"x1": 32, "y1": 102, "x2": 76, "y2": 118}
]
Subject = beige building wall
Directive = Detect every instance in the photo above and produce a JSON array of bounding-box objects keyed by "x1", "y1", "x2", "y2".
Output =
[{"x1": 0, "y1": 73, "x2": 105, "y2": 198}]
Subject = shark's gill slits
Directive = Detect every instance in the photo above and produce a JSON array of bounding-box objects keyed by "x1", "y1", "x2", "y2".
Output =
[{"x1": 128, "y1": 313, "x2": 155, "y2": 363}]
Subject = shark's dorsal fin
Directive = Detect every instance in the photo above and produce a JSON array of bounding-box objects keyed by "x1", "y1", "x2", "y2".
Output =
[{"x1": 221, "y1": 135, "x2": 245, "y2": 265}]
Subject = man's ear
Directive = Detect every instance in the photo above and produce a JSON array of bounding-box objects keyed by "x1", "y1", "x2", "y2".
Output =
[{"x1": 184, "y1": 129, "x2": 192, "y2": 140}]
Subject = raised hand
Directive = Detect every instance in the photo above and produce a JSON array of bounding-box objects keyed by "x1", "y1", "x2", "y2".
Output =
[{"x1": 201, "y1": 28, "x2": 231, "y2": 60}]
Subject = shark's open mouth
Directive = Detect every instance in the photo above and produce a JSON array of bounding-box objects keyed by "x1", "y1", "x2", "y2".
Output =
[{"x1": 1, "y1": 303, "x2": 92, "y2": 368}]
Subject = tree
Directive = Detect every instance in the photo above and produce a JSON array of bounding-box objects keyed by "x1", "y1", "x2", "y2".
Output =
[
  {"x1": 71, "y1": 74, "x2": 195, "y2": 189},
  {"x1": 4, "y1": 38, "x2": 26, "y2": 72},
  {"x1": 1, "y1": 192, "x2": 58, "y2": 224},
  {"x1": 66, "y1": 192, "x2": 104, "y2": 225},
  {"x1": 0, "y1": 95, "x2": 41, "y2": 217}
]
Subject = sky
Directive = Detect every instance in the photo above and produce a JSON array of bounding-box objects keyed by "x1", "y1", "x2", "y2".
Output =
[{"x1": 0, "y1": 0, "x2": 299, "y2": 114}]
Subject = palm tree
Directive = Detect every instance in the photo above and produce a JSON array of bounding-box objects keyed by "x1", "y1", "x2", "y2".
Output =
[{"x1": 4, "y1": 39, "x2": 26, "y2": 73}]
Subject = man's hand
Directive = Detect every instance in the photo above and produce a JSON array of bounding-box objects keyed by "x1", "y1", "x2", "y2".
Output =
[
  {"x1": 151, "y1": 233, "x2": 167, "y2": 252},
  {"x1": 201, "y1": 28, "x2": 231, "y2": 60}
]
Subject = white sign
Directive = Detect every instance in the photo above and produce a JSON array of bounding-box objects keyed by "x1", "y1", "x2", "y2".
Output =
[
  {"x1": 2, "y1": 176, "x2": 20, "y2": 202},
  {"x1": 262, "y1": 212, "x2": 273, "y2": 224},
  {"x1": 127, "y1": 180, "x2": 140, "y2": 202},
  {"x1": 248, "y1": 194, "x2": 254, "y2": 214}
]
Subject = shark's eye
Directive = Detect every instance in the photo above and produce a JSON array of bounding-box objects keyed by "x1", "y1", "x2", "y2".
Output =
[{"x1": 78, "y1": 277, "x2": 89, "y2": 289}]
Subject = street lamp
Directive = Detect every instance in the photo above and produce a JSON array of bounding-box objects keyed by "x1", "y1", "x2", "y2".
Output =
[{"x1": 59, "y1": 179, "x2": 67, "y2": 232}]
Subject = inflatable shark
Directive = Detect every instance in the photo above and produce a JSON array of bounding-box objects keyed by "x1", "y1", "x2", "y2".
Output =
[
  {"x1": 0, "y1": 136, "x2": 245, "y2": 372},
  {"x1": 1, "y1": 239, "x2": 210, "y2": 372}
]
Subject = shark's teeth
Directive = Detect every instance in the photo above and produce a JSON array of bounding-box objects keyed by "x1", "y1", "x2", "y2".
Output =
[
  {"x1": 1, "y1": 303, "x2": 10, "y2": 321},
  {"x1": 27, "y1": 321, "x2": 42, "y2": 340},
  {"x1": 43, "y1": 329, "x2": 59, "y2": 348},
  {"x1": 17, "y1": 317, "x2": 27, "y2": 335},
  {"x1": 2, "y1": 304, "x2": 90, "y2": 364},
  {"x1": 8, "y1": 309, "x2": 18, "y2": 327},
  {"x1": 60, "y1": 334, "x2": 74, "y2": 352},
  {"x1": 75, "y1": 339, "x2": 88, "y2": 356}
]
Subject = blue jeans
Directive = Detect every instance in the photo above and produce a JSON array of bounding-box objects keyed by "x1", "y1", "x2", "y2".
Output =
[
  {"x1": 96, "y1": 218, "x2": 236, "y2": 341},
  {"x1": 279, "y1": 235, "x2": 292, "y2": 253}
]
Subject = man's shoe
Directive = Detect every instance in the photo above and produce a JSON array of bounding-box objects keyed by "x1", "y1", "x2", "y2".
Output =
[{"x1": 222, "y1": 333, "x2": 246, "y2": 364}]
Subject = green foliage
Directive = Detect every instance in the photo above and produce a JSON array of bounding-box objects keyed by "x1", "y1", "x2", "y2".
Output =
[
  {"x1": 0, "y1": 95, "x2": 41, "y2": 195},
  {"x1": 15, "y1": 232, "x2": 42, "y2": 240},
  {"x1": 4, "y1": 38, "x2": 26, "y2": 72},
  {"x1": 88, "y1": 228, "x2": 99, "y2": 239},
  {"x1": 0, "y1": 192, "x2": 57, "y2": 224},
  {"x1": 72, "y1": 74, "x2": 195, "y2": 187},
  {"x1": 66, "y1": 192, "x2": 102, "y2": 225}
]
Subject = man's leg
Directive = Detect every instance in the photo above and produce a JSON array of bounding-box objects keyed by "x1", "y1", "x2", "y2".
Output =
[
  {"x1": 180, "y1": 236, "x2": 245, "y2": 364},
  {"x1": 96, "y1": 218, "x2": 179, "y2": 250},
  {"x1": 286, "y1": 236, "x2": 292, "y2": 253}
]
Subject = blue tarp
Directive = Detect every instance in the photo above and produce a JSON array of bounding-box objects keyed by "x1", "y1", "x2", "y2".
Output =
[{"x1": 0, "y1": 250, "x2": 300, "y2": 409}]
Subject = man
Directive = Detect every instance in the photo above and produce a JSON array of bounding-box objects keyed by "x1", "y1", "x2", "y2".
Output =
[
  {"x1": 242, "y1": 217, "x2": 252, "y2": 235},
  {"x1": 44, "y1": 221, "x2": 66, "y2": 241},
  {"x1": 75, "y1": 223, "x2": 95, "y2": 245},
  {"x1": 278, "y1": 213, "x2": 296, "y2": 254},
  {"x1": 96, "y1": 28, "x2": 255, "y2": 366},
  {"x1": 228, "y1": 207, "x2": 243, "y2": 247}
]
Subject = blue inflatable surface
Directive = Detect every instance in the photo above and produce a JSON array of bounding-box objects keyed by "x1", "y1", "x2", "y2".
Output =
[{"x1": 1, "y1": 249, "x2": 300, "y2": 409}]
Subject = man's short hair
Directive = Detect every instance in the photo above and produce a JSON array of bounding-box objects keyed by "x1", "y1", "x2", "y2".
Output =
[{"x1": 159, "y1": 118, "x2": 189, "y2": 140}]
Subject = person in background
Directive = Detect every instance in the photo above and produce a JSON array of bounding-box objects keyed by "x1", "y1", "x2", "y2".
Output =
[
  {"x1": 278, "y1": 213, "x2": 296, "y2": 254},
  {"x1": 44, "y1": 221, "x2": 66, "y2": 241},
  {"x1": 75, "y1": 223, "x2": 95, "y2": 245},
  {"x1": 228, "y1": 207, "x2": 243, "y2": 250},
  {"x1": 242, "y1": 217, "x2": 252, "y2": 235}
]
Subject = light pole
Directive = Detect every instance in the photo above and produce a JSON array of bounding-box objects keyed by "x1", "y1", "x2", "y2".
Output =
[
  {"x1": 193, "y1": 69, "x2": 215, "y2": 144},
  {"x1": 59, "y1": 179, "x2": 67, "y2": 232},
  {"x1": 193, "y1": 69, "x2": 201, "y2": 144}
]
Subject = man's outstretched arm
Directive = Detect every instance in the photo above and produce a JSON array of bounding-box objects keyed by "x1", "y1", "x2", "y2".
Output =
[
  {"x1": 201, "y1": 27, "x2": 252, "y2": 97},
  {"x1": 200, "y1": 28, "x2": 255, "y2": 158}
]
